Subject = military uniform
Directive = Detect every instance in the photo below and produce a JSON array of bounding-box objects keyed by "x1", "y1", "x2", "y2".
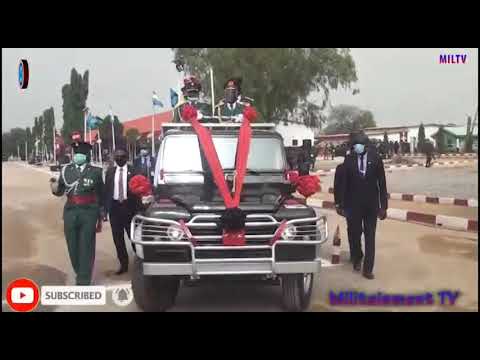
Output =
[
  {"x1": 215, "y1": 98, "x2": 252, "y2": 122},
  {"x1": 51, "y1": 146, "x2": 105, "y2": 285},
  {"x1": 173, "y1": 99, "x2": 212, "y2": 123}
]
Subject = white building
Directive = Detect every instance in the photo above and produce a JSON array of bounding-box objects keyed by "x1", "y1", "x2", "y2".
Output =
[
  {"x1": 365, "y1": 124, "x2": 463, "y2": 152},
  {"x1": 275, "y1": 121, "x2": 315, "y2": 147}
]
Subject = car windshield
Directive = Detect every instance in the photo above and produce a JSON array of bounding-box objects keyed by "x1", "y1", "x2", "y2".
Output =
[{"x1": 158, "y1": 134, "x2": 285, "y2": 173}]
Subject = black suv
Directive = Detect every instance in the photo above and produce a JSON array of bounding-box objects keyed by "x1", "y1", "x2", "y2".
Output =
[{"x1": 129, "y1": 123, "x2": 328, "y2": 312}]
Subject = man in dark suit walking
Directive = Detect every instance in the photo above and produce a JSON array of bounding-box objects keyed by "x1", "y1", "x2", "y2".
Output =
[
  {"x1": 133, "y1": 143, "x2": 156, "y2": 184},
  {"x1": 334, "y1": 147, "x2": 356, "y2": 263},
  {"x1": 337, "y1": 132, "x2": 388, "y2": 279},
  {"x1": 105, "y1": 148, "x2": 139, "y2": 275}
]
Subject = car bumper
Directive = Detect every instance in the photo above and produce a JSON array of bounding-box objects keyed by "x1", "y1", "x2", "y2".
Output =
[
  {"x1": 142, "y1": 257, "x2": 322, "y2": 276},
  {"x1": 130, "y1": 214, "x2": 328, "y2": 277}
]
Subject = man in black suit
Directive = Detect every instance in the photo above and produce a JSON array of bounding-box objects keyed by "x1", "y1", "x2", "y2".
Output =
[
  {"x1": 133, "y1": 143, "x2": 156, "y2": 184},
  {"x1": 105, "y1": 148, "x2": 139, "y2": 275},
  {"x1": 337, "y1": 132, "x2": 388, "y2": 279},
  {"x1": 334, "y1": 147, "x2": 355, "y2": 262}
]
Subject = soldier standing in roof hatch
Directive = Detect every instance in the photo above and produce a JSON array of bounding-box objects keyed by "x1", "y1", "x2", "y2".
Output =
[
  {"x1": 215, "y1": 77, "x2": 254, "y2": 122},
  {"x1": 173, "y1": 76, "x2": 211, "y2": 123},
  {"x1": 50, "y1": 141, "x2": 106, "y2": 285}
]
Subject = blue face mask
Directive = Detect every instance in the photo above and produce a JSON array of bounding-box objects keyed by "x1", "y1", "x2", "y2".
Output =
[
  {"x1": 73, "y1": 153, "x2": 87, "y2": 165},
  {"x1": 353, "y1": 144, "x2": 365, "y2": 154}
]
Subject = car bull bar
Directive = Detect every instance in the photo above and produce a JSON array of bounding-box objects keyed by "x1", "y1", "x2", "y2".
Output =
[{"x1": 129, "y1": 214, "x2": 328, "y2": 278}]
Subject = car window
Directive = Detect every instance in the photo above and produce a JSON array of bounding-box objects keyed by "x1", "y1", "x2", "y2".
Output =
[{"x1": 158, "y1": 134, "x2": 285, "y2": 174}]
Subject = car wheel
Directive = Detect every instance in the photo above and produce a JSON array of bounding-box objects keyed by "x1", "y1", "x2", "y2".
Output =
[
  {"x1": 131, "y1": 257, "x2": 180, "y2": 312},
  {"x1": 281, "y1": 273, "x2": 314, "y2": 312}
]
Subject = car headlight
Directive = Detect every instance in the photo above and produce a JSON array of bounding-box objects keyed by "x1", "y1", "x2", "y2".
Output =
[
  {"x1": 167, "y1": 225, "x2": 185, "y2": 241},
  {"x1": 281, "y1": 224, "x2": 297, "y2": 241}
]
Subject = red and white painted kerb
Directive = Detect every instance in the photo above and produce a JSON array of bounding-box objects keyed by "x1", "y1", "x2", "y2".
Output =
[
  {"x1": 308, "y1": 199, "x2": 478, "y2": 233},
  {"x1": 314, "y1": 159, "x2": 477, "y2": 176},
  {"x1": 402, "y1": 153, "x2": 477, "y2": 158},
  {"x1": 318, "y1": 187, "x2": 477, "y2": 208},
  {"x1": 331, "y1": 226, "x2": 341, "y2": 264}
]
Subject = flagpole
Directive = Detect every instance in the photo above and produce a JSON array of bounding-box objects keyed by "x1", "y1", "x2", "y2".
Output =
[
  {"x1": 25, "y1": 141, "x2": 28, "y2": 163},
  {"x1": 152, "y1": 105, "x2": 155, "y2": 156},
  {"x1": 210, "y1": 67, "x2": 215, "y2": 117},
  {"x1": 98, "y1": 128, "x2": 103, "y2": 165},
  {"x1": 17, "y1": 144, "x2": 20, "y2": 161},
  {"x1": 53, "y1": 123, "x2": 56, "y2": 164},
  {"x1": 110, "y1": 105, "x2": 116, "y2": 152},
  {"x1": 84, "y1": 108, "x2": 88, "y2": 141}
]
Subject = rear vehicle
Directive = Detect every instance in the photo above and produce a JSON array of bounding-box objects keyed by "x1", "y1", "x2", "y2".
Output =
[{"x1": 129, "y1": 122, "x2": 328, "y2": 312}]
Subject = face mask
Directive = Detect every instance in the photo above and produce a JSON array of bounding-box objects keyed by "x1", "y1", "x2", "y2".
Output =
[
  {"x1": 140, "y1": 150, "x2": 149, "y2": 157},
  {"x1": 353, "y1": 144, "x2": 365, "y2": 154},
  {"x1": 73, "y1": 153, "x2": 87, "y2": 165},
  {"x1": 225, "y1": 88, "x2": 238, "y2": 104},
  {"x1": 186, "y1": 90, "x2": 199, "y2": 100},
  {"x1": 115, "y1": 158, "x2": 127, "y2": 167}
]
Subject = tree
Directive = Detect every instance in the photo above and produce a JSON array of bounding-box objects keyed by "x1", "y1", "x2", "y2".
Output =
[
  {"x1": 61, "y1": 68, "x2": 89, "y2": 141},
  {"x1": 435, "y1": 126, "x2": 447, "y2": 153},
  {"x1": 417, "y1": 123, "x2": 426, "y2": 153},
  {"x1": 464, "y1": 116, "x2": 473, "y2": 153},
  {"x1": 323, "y1": 105, "x2": 376, "y2": 134},
  {"x1": 2, "y1": 128, "x2": 27, "y2": 159},
  {"x1": 25, "y1": 127, "x2": 33, "y2": 158},
  {"x1": 43, "y1": 107, "x2": 55, "y2": 159},
  {"x1": 97, "y1": 115, "x2": 124, "y2": 154},
  {"x1": 172, "y1": 48, "x2": 358, "y2": 126},
  {"x1": 125, "y1": 128, "x2": 140, "y2": 161}
]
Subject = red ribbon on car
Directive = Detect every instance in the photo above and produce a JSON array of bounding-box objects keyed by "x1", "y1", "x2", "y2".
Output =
[{"x1": 182, "y1": 105, "x2": 258, "y2": 245}]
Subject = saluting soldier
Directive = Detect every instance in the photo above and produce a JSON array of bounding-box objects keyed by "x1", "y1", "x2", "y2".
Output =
[
  {"x1": 173, "y1": 76, "x2": 212, "y2": 123},
  {"x1": 215, "y1": 77, "x2": 253, "y2": 122},
  {"x1": 50, "y1": 141, "x2": 106, "y2": 285}
]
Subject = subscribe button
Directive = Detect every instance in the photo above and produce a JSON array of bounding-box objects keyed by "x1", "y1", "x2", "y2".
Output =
[{"x1": 41, "y1": 286, "x2": 106, "y2": 306}]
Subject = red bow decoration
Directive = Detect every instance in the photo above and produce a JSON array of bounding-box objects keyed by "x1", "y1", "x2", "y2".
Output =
[
  {"x1": 182, "y1": 104, "x2": 198, "y2": 123},
  {"x1": 181, "y1": 104, "x2": 256, "y2": 245},
  {"x1": 295, "y1": 175, "x2": 321, "y2": 198},
  {"x1": 243, "y1": 106, "x2": 258, "y2": 122},
  {"x1": 128, "y1": 175, "x2": 153, "y2": 197}
]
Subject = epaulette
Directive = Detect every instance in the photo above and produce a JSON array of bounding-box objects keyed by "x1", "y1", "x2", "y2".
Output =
[
  {"x1": 215, "y1": 100, "x2": 225, "y2": 108},
  {"x1": 238, "y1": 101, "x2": 251, "y2": 107}
]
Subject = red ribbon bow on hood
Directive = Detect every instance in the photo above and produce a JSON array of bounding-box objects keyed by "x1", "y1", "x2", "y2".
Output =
[{"x1": 181, "y1": 104, "x2": 258, "y2": 245}]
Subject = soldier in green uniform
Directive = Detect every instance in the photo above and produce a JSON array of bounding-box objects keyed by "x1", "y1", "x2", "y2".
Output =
[
  {"x1": 50, "y1": 141, "x2": 105, "y2": 285},
  {"x1": 215, "y1": 77, "x2": 253, "y2": 122},
  {"x1": 173, "y1": 76, "x2": 212, "y2": 123}
]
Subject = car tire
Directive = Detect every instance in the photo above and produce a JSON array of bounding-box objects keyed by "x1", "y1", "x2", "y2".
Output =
[
  {"x1": 281, "y1": 273, "x2": 314, "y2": 312},
  {"x1": 131, "y1": 257, "x2": 180, "y2": 312}
]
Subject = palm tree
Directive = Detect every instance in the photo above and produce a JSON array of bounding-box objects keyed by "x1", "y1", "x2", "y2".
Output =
[{"x1": 126, "y1": 128, "x2": 140, "y2": 162}]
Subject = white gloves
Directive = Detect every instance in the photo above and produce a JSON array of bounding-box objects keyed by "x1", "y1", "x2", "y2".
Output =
[
  {"x1": 233, "y1": 114, "x2": 244, "y2": 123},
  {"x1": 142, "y1": 195, "x2": 154, "y2": 205}
]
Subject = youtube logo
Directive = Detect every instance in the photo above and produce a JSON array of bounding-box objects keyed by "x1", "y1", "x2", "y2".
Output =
[{"x1": 6, "y1": 278, "x2": 40, "y2": 312}]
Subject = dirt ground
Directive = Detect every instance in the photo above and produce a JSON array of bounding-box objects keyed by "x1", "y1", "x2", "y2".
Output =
[{"x1": 2, "y1": 162, "x2": 478, "y2": 312}]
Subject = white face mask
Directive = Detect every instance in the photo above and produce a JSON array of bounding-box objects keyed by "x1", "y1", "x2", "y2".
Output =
[
  {"x1": 140, "y1": 149, "x2": 149, "y2": 157},
  {"x1": 353, "y1": 144, "x2": 365, "y2": 154}
]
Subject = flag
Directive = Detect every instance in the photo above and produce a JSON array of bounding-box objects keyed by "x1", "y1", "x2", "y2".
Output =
[
  {"x1": 170, "y1": 88, "x2": 179, "y2": 108},
  {"x1": 87, "y1": 114, "x2": 101, "y2": 129},
  {"x1": 152, "y1": 91, "x2": 164, "y2": 108}
]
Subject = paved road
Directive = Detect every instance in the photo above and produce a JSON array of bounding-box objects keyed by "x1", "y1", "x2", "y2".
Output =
[
  {"x1": 318, "y1": 163, "x2": 478, "y2": 199},
  {"x1": 2, "y1": 162, "x2": 478, "y2": 312}
]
